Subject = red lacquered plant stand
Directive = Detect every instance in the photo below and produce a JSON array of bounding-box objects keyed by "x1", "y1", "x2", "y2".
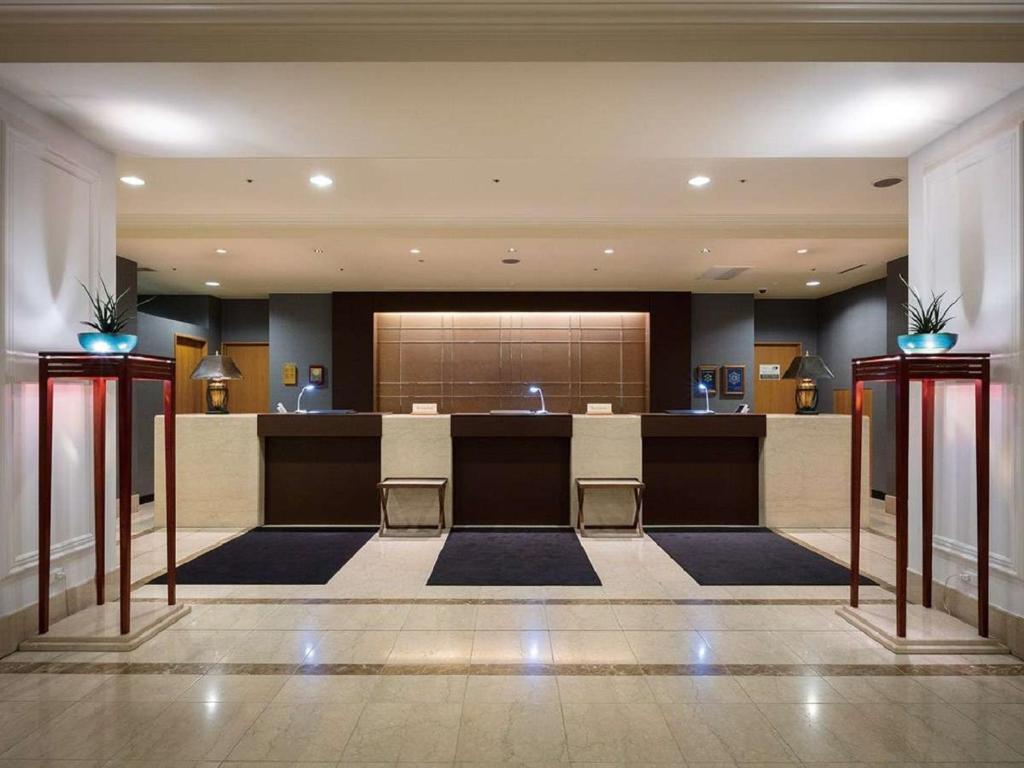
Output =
[
  {"x1": 849, "y1": 353, "x2": 990, "y2": 638},
  {"x1": 38, "y1": 352, "x2": 177, "y2": 635}
]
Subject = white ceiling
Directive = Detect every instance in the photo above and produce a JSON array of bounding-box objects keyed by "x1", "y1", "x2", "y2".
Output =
[
  {"x1": 123, "y1": 235, "x2": 901, "y2": 298},
  {"x1": 1, "y1": 62, "x2": 1022, "y2": 158},
  {"x1": 2, "y1": 61, "x2": 1019, "y2": 297}
]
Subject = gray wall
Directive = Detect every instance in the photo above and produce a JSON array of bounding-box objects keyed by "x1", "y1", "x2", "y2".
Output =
[
  {"x1": 886, "y1": 256, "x2": 909, "y2": 354},
  {"x1": 269, "y1": 293, "x2": 333, "y2": 412},
  {"x1": 115, "y1": 256, "x2": 138, "y2": 335},
  {"x1": 133, "y1": 311, "x2": 209, "y2": 499},
  {"x1": 141, "y1": 295, "x2": 221, "y2": 353},
  {"x1": 690, "y1": 294, "x2": 755, "y2": 411},
  {"x1": 753, "y1": 299, "x2": 819, "y2": 355},
  {"x1": 223, "y1": 299, "x2": 269, "y2": 343},
  {"x1": 817, "y1": 278, "x2": 890, "y2": 495}
]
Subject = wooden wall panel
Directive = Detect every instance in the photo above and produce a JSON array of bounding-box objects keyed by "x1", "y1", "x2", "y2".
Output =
[
  {"x1": 375, "y1": 312, "x2": 648, "y2": 414},
  {"x1": 331, "y1": 291, "x2": 692, "y2": 412}
]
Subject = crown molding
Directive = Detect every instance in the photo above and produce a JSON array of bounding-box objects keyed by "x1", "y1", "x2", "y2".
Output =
[
  {"x1": 2, "y1": 2, "x2": 1023, "y2": 61},
  {"x1": 117, "y1": 212, "x2": 907, "y2": 239}
]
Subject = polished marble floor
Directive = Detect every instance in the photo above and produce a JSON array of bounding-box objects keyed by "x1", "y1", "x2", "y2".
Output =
[{"x1": 2, "y1": 507, "x2": 1022, "y2": 765}]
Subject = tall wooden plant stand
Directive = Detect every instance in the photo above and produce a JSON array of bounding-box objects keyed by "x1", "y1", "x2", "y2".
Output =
[
  {"x1": 38, "y1": 352, "x2": 177, "y2": 636},
  {"x1": 849, "y1": 353, "x2": 990, "y2": 639}
]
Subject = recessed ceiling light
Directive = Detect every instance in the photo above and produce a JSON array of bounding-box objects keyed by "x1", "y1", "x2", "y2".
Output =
[
  {"x1": 603, "y1": 248, "x2": 615, "y2": 255},
  {"x1": 312, "y1": 248, "x2": 324, "y2": 254},
  {"x1": 119, "y1": 175, "x2": 145, "y2": 187},
  {"x1": 806, "y1": 280, "x2": 821, "y2": 287},
  {"x1": 309, "y1": 174, "x2": 333, "y2": 188},
  {"x1": 410, "y1": 248, "x2": 421, "y2": 255},
  {"x1": 796, "y1": 248, "x2": 809, "y2": 254},
  {"x1": 507, "y1": 247, "x2": 517, "y2": 254},
  {"x1": 688, "y1": 175, "x2": 711, "y2": 188},
  {"x1": 700, "y1": 247, "x2": 711, "y2": 254},
  {"x1": 205, "y1": 281, "x2": 220, "y2": 287},
  {"x1": 873, "y1": 177, "x2": 903, "y2": 188},
  {"x1": 215, "y1": 248, "x2": 228, "y2": 255},
  {"x1": 502, "y1": 258, "x2": 520, "y2": 264}
]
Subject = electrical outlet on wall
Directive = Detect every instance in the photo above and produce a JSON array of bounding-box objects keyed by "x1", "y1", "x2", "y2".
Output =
[{"x1": 960, "y1": 570, "x2": 979, "y2": 587}]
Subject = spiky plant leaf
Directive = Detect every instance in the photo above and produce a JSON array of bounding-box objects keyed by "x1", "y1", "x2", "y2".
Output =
[{"x1": 899, "y1": 274, "x2": 961, "y2": 334}]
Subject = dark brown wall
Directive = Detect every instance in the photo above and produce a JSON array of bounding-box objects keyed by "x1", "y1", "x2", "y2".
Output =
[{"x1": 331, "y1": 292, "x2": 692, "y2": 412}]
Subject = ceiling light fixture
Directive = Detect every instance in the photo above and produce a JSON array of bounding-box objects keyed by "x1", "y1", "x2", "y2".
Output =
[
  {"x1": 410, "y1": 248, "x2": 421, "y2": 255},
  {"x1": 700, "y1": 248, "x2": 711, "y2": 254},
  {"x1": 312, "y1": 248, "x2": 324, "y2": 254},
  {"x1": 309, "y1": 174, "x2": 334, "y2": 188},
  {"x1": 502, "y1": 258, "x2": 520, "y2": 264},
  {"x1": 215, "y1": 248, "x2": 228, "y2": 255},
  {"x1": 120, "y1": 175, "x2": 145, "y2": 186},
  {"x1": 603, "y1": 248, "x2": 615, "y2": 255},
  {"x1": 806, "y1": 280, "x2": 821, "y2": 287},
  {"x1": 507, "y1": 247, "x2": 517, "y2": 254},
  {"x1": 205, "y1": 281, "x2": 221, "y2": 287},
  {"x1": 688, "y1": 175, "x2": 711, "y2": 188},
  {"x1": 796, "y1": 248, "x2": 809, "y2": 254}
]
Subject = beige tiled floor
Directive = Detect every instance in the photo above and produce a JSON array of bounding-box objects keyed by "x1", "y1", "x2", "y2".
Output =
[{"x1": 2, "y1": 512, "x2": 1022, "y2": 764}]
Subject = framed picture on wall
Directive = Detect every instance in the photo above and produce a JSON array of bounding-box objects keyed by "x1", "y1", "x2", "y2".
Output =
[
  {"x1": 695, "y1": 365, "x2": 718, "y2": 396},
  {"x1": 722, "y1": 364, "x2": 746, "y2": 397},
  {"x1": 309, "y1": 364, "x2": 326, "y2": 387},
  {"x1": 282, "y1": 362, "x2": 298, "y2": 386}
]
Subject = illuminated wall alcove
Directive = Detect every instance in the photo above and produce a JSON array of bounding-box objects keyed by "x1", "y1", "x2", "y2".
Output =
[{"x1": 374, "y1": 312, "x2": 650, "y2": 414}]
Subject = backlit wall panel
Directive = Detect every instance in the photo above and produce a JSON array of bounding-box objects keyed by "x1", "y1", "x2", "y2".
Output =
[{"x1": 375, "y1": 312, "x2": 649, "y2": 414}]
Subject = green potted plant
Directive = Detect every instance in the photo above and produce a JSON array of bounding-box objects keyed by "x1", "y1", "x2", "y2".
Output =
[
  {"x1": 77, "y1": 278, "x2": 138, "y2": 353},
  {"x1": 898, "y1": 275, "x2": 961, "y2": 354}
]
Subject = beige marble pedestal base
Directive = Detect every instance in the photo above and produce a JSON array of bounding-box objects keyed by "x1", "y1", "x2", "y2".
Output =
[
  {"x1": 837, "y1": 602, "x2": 1006, "y2": 654},
  {"x1": 19, "y1": 602, "x2": 190, "y2": 652}
]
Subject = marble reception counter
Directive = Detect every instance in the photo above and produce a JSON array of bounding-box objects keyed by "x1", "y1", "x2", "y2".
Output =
[{"x1": 155, "y1": 411, "x2": 869, "y2": 529}]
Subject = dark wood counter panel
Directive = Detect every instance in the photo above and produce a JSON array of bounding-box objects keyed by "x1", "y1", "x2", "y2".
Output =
[
  {"x1": 257, "y1": 413, "x2": 382, "y2": 437},
  {"x1": 450, "y1": 413, "x2": 572, "y2": 438},
  {"x1": 642, "y1": 413, "x2": 766, "y2": 438},
  {"x1": 261, "y1": 413, "x2": 381, "y2": 525},
  {"x1": 451, "y1": 414, "x2": 572, "y2": 526},
  {"x1": 641, "y1": 413, "x2": 764, "y2": 526}
]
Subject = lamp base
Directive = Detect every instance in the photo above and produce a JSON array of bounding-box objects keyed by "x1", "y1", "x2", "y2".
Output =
[
  {"x1": 794, "y1": 378, "x2": 819, "y2": 415},
  {"x1": 205, "y1": 381, "x2": 230, "y2": 414}
]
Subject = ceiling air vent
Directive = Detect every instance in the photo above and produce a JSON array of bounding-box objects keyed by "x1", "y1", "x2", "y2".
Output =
[{"x1": 698, "y1": 266, "x2": 751, "y2": 281}]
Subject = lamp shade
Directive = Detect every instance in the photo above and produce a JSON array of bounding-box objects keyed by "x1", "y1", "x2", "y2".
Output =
[
  {"x1": 782, "y1": 353, "x2": 835, "y2": 381},
  {"x1": 190, "y1": 352, "x2": 243, "y2": 381}
]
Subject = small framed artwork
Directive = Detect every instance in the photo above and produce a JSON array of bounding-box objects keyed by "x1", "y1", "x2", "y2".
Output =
[
  {"x1": 722, "y1": 364, "x2": 746, "y2": 397},
  {"x1": 282, "y1": 362, "x2": 298, "y2": 386},
  {"x1": 696, "y1": 365, "x2": 718, "y2": 396},
  {"x1": 309, "y1": 364, "x2": 326, "y2": 387}
]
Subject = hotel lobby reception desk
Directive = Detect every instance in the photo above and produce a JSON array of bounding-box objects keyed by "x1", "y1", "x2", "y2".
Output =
[
  {"x1": 451, "y1": 413, "x2": 572, "y2": 526},
  {"x1": 642, "y1": 414, "x2": 767, "y2": 525},
  {"x1": 156, "y1": 411, "x2": 867, "y2": 530}
]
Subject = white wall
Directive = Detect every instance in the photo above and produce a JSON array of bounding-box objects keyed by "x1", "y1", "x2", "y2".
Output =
[
  {"x1": 907, "y1": 87, "x2": 1024, "y2": 619},
  {"x1": 0, "y1": 88, "x2": 117, "y2": 623}
]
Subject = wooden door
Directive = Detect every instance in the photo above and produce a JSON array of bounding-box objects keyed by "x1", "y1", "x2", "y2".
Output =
[
  {"x1": 222, "y1": 342, "x2": 270, "y2": 413},
  {"x1": 174, "y1": 335, "x2": 208, "y2": 414},
  {"x1": 753, "y1": 342, "x2": 802, "y2": 414}
]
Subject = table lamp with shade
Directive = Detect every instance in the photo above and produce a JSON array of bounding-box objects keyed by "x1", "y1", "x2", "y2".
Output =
[
  {"x1": 190, "y1": 351, "x2": 243, "y2": 414},
  {"x1": 782, "y1": 351, "x2": 835, "y2": 414}
]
